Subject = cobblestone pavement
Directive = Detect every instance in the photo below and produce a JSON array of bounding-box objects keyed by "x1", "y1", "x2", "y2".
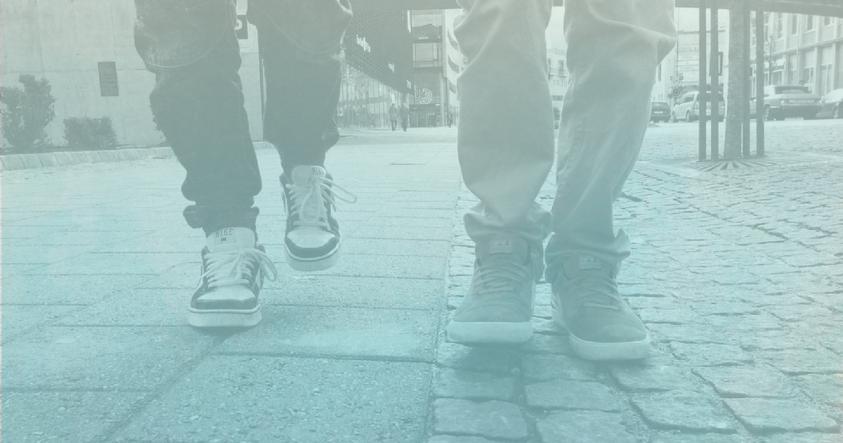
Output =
[{"x1": 3, "y1": 120, "x2": 843, "y2": 442}]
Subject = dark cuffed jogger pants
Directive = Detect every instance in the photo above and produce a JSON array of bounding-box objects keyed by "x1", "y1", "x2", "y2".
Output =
[{"x1": 134, "y1": 0, "x2": 352, "y2": 234}]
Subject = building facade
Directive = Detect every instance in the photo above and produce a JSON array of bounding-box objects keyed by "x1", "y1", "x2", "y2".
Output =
[
  {"x1": 753, "y1": 12, "x2": 843, "y2": 95},
  {"x1": 653, "y1": 9, "x2": 843, "y2": 106},
  {"x1": 1, "y1": 0, "x2": 412, "y2": 149},
  {"x1": 653, "y1": 9, "x2": 730, "y2": 104},
  {"x1": 408, "y1": 9, "x2": 449, "y2": 127},
  {"x1": 337, "y1": 1, "x2": 412, "y2": 129}
]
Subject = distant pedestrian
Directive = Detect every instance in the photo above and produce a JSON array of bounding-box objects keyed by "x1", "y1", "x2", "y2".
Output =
[
  {"x1": 388, "y1": 103, "x2": 399, "y2": 131},
  {"x1": 400, "y1": 103, "x2": 409, "y2": 132}
]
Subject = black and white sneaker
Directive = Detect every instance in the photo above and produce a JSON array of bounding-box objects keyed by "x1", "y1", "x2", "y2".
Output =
[
  {"x1": 280, "y1": 165, "x2": 356, "y2": 271},
  {"x1": 188, "y1": 227, "x2": 277, "y2": 328}
]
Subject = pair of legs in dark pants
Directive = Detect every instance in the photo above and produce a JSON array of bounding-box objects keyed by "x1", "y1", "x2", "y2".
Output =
[{"x1": 134, "y1": 0, "x2": 352, "y2": 234}]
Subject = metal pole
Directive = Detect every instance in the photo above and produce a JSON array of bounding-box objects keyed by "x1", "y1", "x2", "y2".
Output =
[
  {"x1": 742, "y1": 4, "x2": 751, "y2": 158},
  {"x1": 710, "y1": 6, "x2": 720, "y2": 161},
  {"x1": 755, "y1": 9, "x2": 766, "y2": 157},
  {"x1": 699, "y1": 1, "x2": 707, "y2": 161},
  {"x1": 258, "y1": 33, "x2": 266, "y2": 138}
]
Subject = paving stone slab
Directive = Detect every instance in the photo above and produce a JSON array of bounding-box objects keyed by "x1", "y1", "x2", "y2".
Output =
[
  {"x1": 340, "y1": 238, "x2": 451, "y2": 257},
  {"x1": 433, "y1": 399, "x2": 528, "y2": 441},
  {"x1": 433, "y1": 368, "x2": 517, "y2": 401},
  {"x1": 2, "y1": 304, "x2": 83, "y2": 342},
  {"x1": 763, "y1": 433, "x2": 843, "y2": 443},
  {"x1": 435, "y1": 342, "x2": 521, "y2": 375},
  {"x1": 117, "y1": 355, "x2": 430, "y2": 443},
  {"x1": 428, "y1": 436, "x2": 497, "y2": 443},
  {"x1": 693, "y1": 366, "x2": 799, "y2": 398},
  {"x1": 142, "y1": 256, "x2": 446, "y2": 289},
  {"x1": 287, "y1": 253, "x2": 449, "y2": 280},
  {"x1": 610, "y1": 364, "x2": 699, "y2": 392},
  {"x1": 217, "y1": 305, "x2": 437, "y2": 360},
  {"x1": 765, "y1": 303, "x2": 836, "y2": 322},
  {"x1": 631, "y1": 392, "x2": 737, "y2": 433},
  {"x1": 757, "y1": 348, "x2": 843, "y2": 374},
  {"x1": 738, "y1": 328, "x2": 812, "y2": 351},
  {"x1": 724, "y1": 397, "x2": 840, "y2": 433},
  {"x1": 1, "y1": 274, "x2": 152, "y2": 305},
  {"x1": 795, "y1": 374, "x2": 843, "y2": 406},
  {"x1": 637, "y1": 307, "x2": 700, "y2": 325},
  {"x1": 1, "y1": 391, "x2": 142, "y2": 443},
  {"x1": 2, "y1": 326, "x2": 216, "y2": 390},
  {"x1": 25, "y1": 252, "x2": 194, "y2": 276},
  {"x1": 703, "y1": 312, "x2": 784, "y2": 333},
  {"x1": 92, "y1": 229, "x2": 201, "y2": 253},
  {"x1": 535, "y1": 411, "x2": 637, "y2": 443},
  {"x1": 525, "y1": 379, "x2": 622, "y2": 411},
  {"x1": 521, "y1": 333, "x2": 574, "y2": 355},
  {"x1": 2, "y1": 243, "x2": 92, "y2": 264},
  {"x1": 349, "y1": 224, "x2": 454, "y2": 240},
  {"x1": 649, "y1": 432, "x2": 749, "y2": 443},
  {"x1": 647, "y1": 323, "x2": 731, "y2": 344},
  {"x1": 690, "y1": 301, "x2": 760, "y2": 316},
  {"x1": 1, "y1": 229, "x2": 148, "y2": 247},
  {"x1": 521, "y1": 353, "x2": 598, "y2": 382},
  {"x1": 132, "y1": 261, "x2": 203, "y2": 289},
  {"x1": 670, "y1": 342, "x2": 753, "y2": 366},
  {"x1": 55, "y1": 288, "x2": 189, "y2": 326},
  {"x1": 264, "y1": 275, "x2": 445, "y2": 310}
]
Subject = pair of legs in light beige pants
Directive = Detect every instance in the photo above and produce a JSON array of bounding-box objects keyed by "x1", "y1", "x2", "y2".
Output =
[{"x1": 456, "y1": 0, "x2": 676, "y2": 277}]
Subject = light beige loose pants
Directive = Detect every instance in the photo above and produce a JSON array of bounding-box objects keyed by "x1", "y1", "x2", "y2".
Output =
[{"x1": 455, "y1": 0, "x2": 676, "y2": 277}]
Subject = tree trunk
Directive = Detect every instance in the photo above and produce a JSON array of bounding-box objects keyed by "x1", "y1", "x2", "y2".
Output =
[{"x1": 724, "y1": 3, "x2": 747, "y2": 159}]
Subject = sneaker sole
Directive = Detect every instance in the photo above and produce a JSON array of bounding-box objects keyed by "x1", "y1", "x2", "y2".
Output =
[
  {"x1": 187, "y1": 305, "x2": 262, "y2": 328},
  {"x1": 446, "y1": 321, "x2": 533, "y2": 344},
  {"x1": 285, "y1": 243, "x2": 340, "y2": 272},
  {"x1": 553, "y1": 305, "x2": 650, "y2": 361}
]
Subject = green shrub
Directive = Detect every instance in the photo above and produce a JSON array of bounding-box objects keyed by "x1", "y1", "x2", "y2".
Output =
[
  {"x1": 0, "y1": 75, "x2": 56, "y2": 152},
  {"x1": 64, "y1": 117, "x2": 117, "y2": 150}
]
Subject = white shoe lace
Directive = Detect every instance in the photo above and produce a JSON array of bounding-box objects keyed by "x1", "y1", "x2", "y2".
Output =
[
  {"x1": 198, "y1": 247, "x2": 278, "y2": 290},
  {"x1": 284, "y1": 175, "x2": 357, "y2": 230}
]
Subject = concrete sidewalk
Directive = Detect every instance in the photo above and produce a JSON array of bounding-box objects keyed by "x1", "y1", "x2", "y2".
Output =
[{"x1": 3, "y1": 124, "x2": 843, "y2": 442}]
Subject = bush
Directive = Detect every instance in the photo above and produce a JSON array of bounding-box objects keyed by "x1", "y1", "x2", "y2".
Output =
[
  {"x1": 64, "y1": 117, "x2": 117, "y2": 150},
  {"x1": 0, "y1": 75, "x2": 56, "y2": 152}
]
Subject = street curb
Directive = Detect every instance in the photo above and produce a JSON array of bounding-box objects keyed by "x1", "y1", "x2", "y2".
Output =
[
  {"x1": 0, "y1": 128, "x2": 435, "y2": 172},
  {"x1": 0, "y1": 147, "x2": 175, "y2": 171}
]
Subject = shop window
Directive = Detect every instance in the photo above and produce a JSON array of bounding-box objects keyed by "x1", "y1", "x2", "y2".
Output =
[{"x1": 414, "y1": 42, "x2": 441, "y2": 66}]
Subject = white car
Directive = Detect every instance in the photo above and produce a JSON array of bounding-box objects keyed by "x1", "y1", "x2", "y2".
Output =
[
  {"x1": 672, "y1": 90, "x2": 725, "y2": 122},
  {"x1": 816, "y1": 88, "x2": 843, "y2": 119}
]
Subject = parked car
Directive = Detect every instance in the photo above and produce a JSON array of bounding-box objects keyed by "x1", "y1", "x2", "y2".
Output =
[
  {"x1": 672, "y1": 90, "x2": 725, "y2": 122},
  {"x1": 752, "y1": 85, "x2": 820, "y2": 120},
  {"x1": 650, "y1": 101, "x2": 671, "y2": 123},
  {"x1": 816, "y1": 88, "x2": 843, "y2": 119}
]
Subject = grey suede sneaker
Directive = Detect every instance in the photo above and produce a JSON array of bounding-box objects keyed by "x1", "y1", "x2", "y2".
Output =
[
  {"x1": 447, "y1": 235, "x2": 539, "y2": 344},
  {"x1": 551, "y1": 254, "x2": 650, "y2": 360}
]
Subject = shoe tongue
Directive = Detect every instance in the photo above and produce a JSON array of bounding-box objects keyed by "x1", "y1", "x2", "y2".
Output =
[
  {"x1": 291, "y1": 165, "x2": 326, "y2": 185},
  {"x1": 562, "y1": 255, "x2": 612, "y2": 276},
  {"x1": 478, "y1": 236, "x2": 529, "y2": 262},
  {"x1": 207, "y1": 227, "x2": 256, "y2": 252}
]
